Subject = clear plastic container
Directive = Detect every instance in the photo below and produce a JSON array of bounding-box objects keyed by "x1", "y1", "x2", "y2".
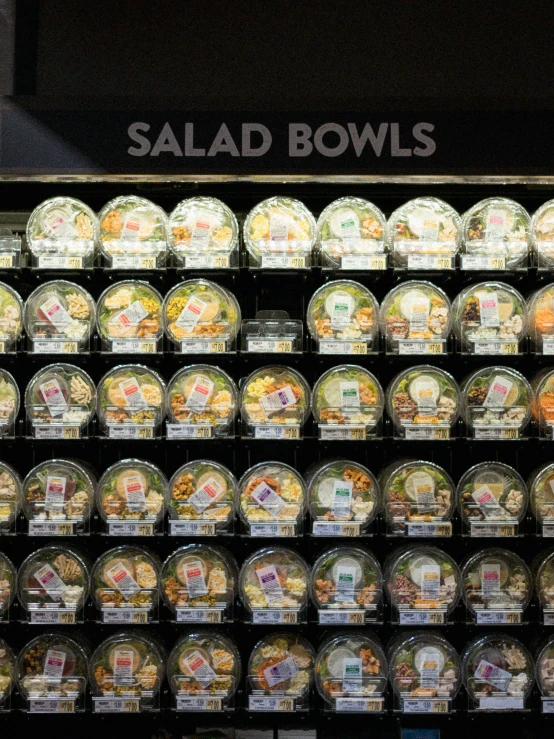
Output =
[
  {"x1": 238, "y1": 461, "x2": 305, "y2": 535},
  {"x1": 0, "y1": 638, "x2": 14, "y2": 706},
  {"x1": 168, "y1": 632, "x2": 240, "y2": 705},
  {"x1": 313, "y1": 365, "x2": 384, "y2": 434},
  {"x1": 532, "y1": 200, "x2": 554, "y2": 268},
  {"x1": 97, "y1": 364, "x2": 166, "y2": 437},
  {"x1": 453, "y1": 282, "x2": 527, "y2": 353},
  {"x1": 529, "y1": 284, "x2": 554, "y2": 353},
  {"x1": 0, "y1": 462, "x2": 21, "y2": 533},
  {"x1": 17, "y1": 633, "x2": 88, "y2": 700},
  {"x1": 96, "y1": 281, "x2": 163, "y2": 352},
  {"x1": 315, "y1": 632, "x2": 387, "y2": 709},
  {"x1": 307, "y1": 459, "x2": 379, "y2": 535},
  {"x1": 239, "y1": 547, "x2": 309, "y2": 616},
  {"x1": 457, "y1": 462, "x2": 527, "y2": 535},
  {"x1": 169, "y1": 196, "x2": 239, "y2": 268},
  {"x1": 306, "y1": 280, "x2": 380, "y2": 350},
  {"x1": 388, "y1": 197, "x2": 461, "y2": 268},
  {"x1": 316, "y1": 197, "x2": 387, "y2": 269},
  {"x1": 244, "y1": 196, "x2": 316, "y2": 268},
  {"x1": 0, "y1": 282, "x2": 23, "y2": 351},
  {"x1": 0, "y1": 369, "x2": 18, "y2": 436},
  {"x1": 462, "y1": 634, "x2": 534, "y2": 708},
  {"x1": 531, "y1": 369, "x2": 554, "y2": 435},
  {"x1": 461, "y1": 366, "x2": 532, "y2": 438},
  {"x1": 310, "y1": 546, "x2": 383, "y2": 614},
  {"x1": 22, "y1": 459, "x2": 96, "y2": 531},
  {"x1": 160, "y1": 545, "x2": 236, "y2": 618},
  {"x1": 168, "y1": 460, "x2": 236, "y2": 532},
  {"x1": 380, "y1": 461, "x2": 455, "y2": 536},
  {"x1": 17, "y1": 546, "x2": 89, "y2": 615},
  {"x1": 462, "y1": 198, "x2": 531, "y2": 270},
  {"x1": 529, "y1": 463, "x2": 554, "y2": 530},
  {"x1": 96, "y1": 459, "x2": 168, "y2": 530},
  {"x1": 388, "y1": 632, "x2": 460, "y2": 703},
  {"x1": 163, "y1": 279, "x2": 241, "y2": 351},
  {"x1": 386, "y1": 366, "x2": 459, "y2": 439},
  {"x1": 462, "y1": 548, "x2": 531, "y2": 617},
  {"x1": 380, "y1": 281, "x2": 451, "y2": 354},
  {"x1": 26, "y1": 197, "x2": 98, "y2": 268},
  {"x1": 25, "y1": 364, "x2": 95, "y2": 435},
  {"x1": 99, "y1": 195, "x2": 169, "y2": 268},
  {"x1": 91, "y1": 546, "x2": 161, "y2": 614},
  {"x1": 248, "y1": 633, "x2": 314, "y2": 703},
  {"x1": 536, "y1": 637, "x2": 554, "y2": 695},
  {"x1": 535, "y1": 551, "x2": 554, "y2": 614},
  {"x1": 0, "y1": 553, "x2": 15, "y2": 619}
]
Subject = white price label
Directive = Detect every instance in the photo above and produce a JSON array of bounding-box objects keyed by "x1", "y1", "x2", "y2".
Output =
[
  {"x1": 102, "y1": 608, "x2": 150, "y2": 624},
  {"x1": 32, "y1": 340, "x2": 79, "y2": 354},
  {"x1": 176, "y1": 608, "x2": 223, "y2": 623},
  {"x1": 543, "y1": 523, "x2": 554, "y2": 537},
  {"x1": 404, "y1": 426, "x2": 450, "y2": 440},
  {"x1": 399, "y1": 611, "x2": 445, "y2": 625},
  {"x1": 474, "y1": 426, "x2": 519, "y2": 440},
  {"x1": 479, "y1": 697, "x2": 523, "y2": 710},
  {"x1": 260, "y1": 255, "x2": 306, "y2": 269},
  {"x1": 250, "y1": 522, "x2": 296, "y2": 537},
  {"x1": 180, "y1": 339, "x2": 227, "y2": 354},
  {"x1": 319, "y1": 341, "x2": 368, "y2": 355},
  {"x1": 407, "y1": 255, "x2": 454, "y2": 270},
  {"x1": 29, "y1": 521, "x2": 76, "y2": 536},
  {"x1": 111, "y1": 255, "x2": 157, "y2": 269},
  {"x1": 93, "y1": 697, "x2": 140, "y2": 713},
  {"x1": 34, "y1": 426, "x2": 81, "y2": 439},
  {"x1": 312, "y1": 521, "x2": 361, "y2": 537},
  {"x1": 38, "y1": 255, "x2": 83, "y2": 269},
  {"x1": 247, "y1": 339, "x2": 293, "y2": 353},
  {"x1": 336, "y1": 697, "x2": 384, "y2": 712},
  {"x1": 318, "y1": 610, "x2": 366, "y2": 625},
  {"x1": 176, "y1": 696, "x2": 223, "y2": 711},
  {"x1": 253, "y1": 425, "x2": 300, "y2": 439},
  {"x1": 319, "y1": 426, "x2": 366, "y2": 440},
  {"x1": 340, "y1": 254, "x2": 387, "y2": 270},
  {"x1": 398, "y1": 340, "x2": 444, "y2": 355},
  {"x1": 107, "y1": 522, "x2": 154, "y2": 536},
  {"x1": 470, "y1": 522, "x2": 516, "y2": 537},
  {"x1": 406, "y1": 522, "x2": 452, "y2": 537},
  {"x1": 184, "y1": 254, "x2": 230, "y2": 269},
  {"x1": 30, "y1": 609, "x2": 76, "y2": 624},
  {"x1": 252, "y1": 610, "x2": 298, "y2": 624},
  {"x1": 169, "y1": 521, "x2": 216, "y2": 536},
  {"x1": 248, "y1": 696, "x2": 295, "y2": 712},
  {"x1": 107, "y1": 425, "x2": 154, "y2": 439},
  {"x1": 111, "y1": 340, "x2": 157, "y2": 354},
  {"x1": 461, "y1": 255, "x2": 507, "y2": 270},
  {"x1": 476, "y1": 611, "x2": 521, "y2": 624},
  {"x1": 472, "y1": 341, "x2": 518, "y2": 355},
  {"x1": 403, "y1": 699, "x2": 450, "y2": 714},
  {"x1": 29, "y1": 698, "x2": 75, "y2": 713},
  {"x1": 167, "y1": 424, "x2": 214, "y2": 439}
]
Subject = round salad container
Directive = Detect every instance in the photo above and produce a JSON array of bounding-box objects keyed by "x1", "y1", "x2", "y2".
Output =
[
  {"x1": 387, "y1": 366, "x2": 459, "y2": 437},
  {"x1": 97, "y1": 364, "x2": 166, "y2": 433},
  {"x1": 240, "y1": 366, "x2": 311, "y2": 429},
  {"x1": 238, "y1": 461, "x2": 305, "y2": 531},
  {"x1": 17, "y1": 634, "x2": 88, "y2": 699},
  {"x1": 167, "y1": 365, "x2": 237, "y2": 433},
  {"x1": 461, "y1": 367, "x2": 532, "y2": 434},
  {"x1": 99, "y1": 195, "x2": 169, "y2": 266},
  {"x1": 0, "y1": 639, "x2": 14, "y2": 706},
  {"x1": 0, "y1": 369, "x2": 18, "y2": 435},
  {"x1": 0, "y1": 553, "x2": 15, "y2": 618},
  {"x1": 0, "y1": 462, "x2": 21, "y2": 531},
  {"x1": 385, "y1": 545, "x2": 461, "y2": 616},
  {"x1": 462, "y1": 198, "x2": 531, "y2": 269},
  {"x1": 91, "y1": 546, "x2": 161, "y2": 612},
  {"x1": 529, "y1": 284, "x2": 554, "y2": 351},
  {"x1": 532, "y1": 200, "x2": 554, "y2": 267},
  {"x1": 25, "y1": 364, "x2": 95, "y2": 430},
  {"x1": 453, "y1": 282, "x2": 527, "y2": 352},
  {"x1": 164, "y1": 280, "x2": 240, "y2": 350},
  {"x1": 315, "y1": 632, "x2": 387, "y2": 707},
  {"x1": 307, "y1": 459, "x2": 379, "y2": 532},
  {"x1": 239, "y1": 547, "x2": 309, "y2": 614},
  {"x1": 96, "y1": 459, "x2": 168, "y2": 526},
  {"x1": 24, "y1": 281, "x2": 95, "y2": 348},
  {"x1": 90, "y1": 632, "x2": 164, "y2": 701},
  {"x1": 380, "y1": 281, "x2": 451, "y2": 351},
  {"x1": 380, "y1": 461, "x2": 455, "y2": 535},
  {"x1": 463, "y1": 634, "x2": 534, "y2": 704},
  {"x1": 310, "y1": 546, "x2": 383, "y2": 612},
  {"x1": 389, "y1": 632, "x2": 460, "y2": 700},
  {"x1": 168, "y1": 632, "x2": 240, "y2": 701},
  {"x1": 161, "y1": 545, "x2": 236, "y2": 616},
  {"x1": 169, "y1": 196, "x2": 239, "y2": 264},
  {"x1": 168, "y1": 460, "x2": 236, "y2": 527},
  {"x1": 536, "y1": 637, "x2": 554, "y2": 695},
  {"x1": 531, "y1": 369, "x2": 554, "y2": 432},
  {"x1": 457, "y1": 462, "x2": 527, "y2": 531},
  {"x1": 316, "y1": 197, "x2": 387, "y2": 268},
  {"x1": 248, "y1": 633, "x2": 314, "y2": 699},
  {"x1": 26, "y1": 197, "x2": 98, "y2": 262},
  {"x1": 312, "y1": 365, "x2": 384, "y2": 430},
  {"x1": 306, "y1": 280, "x2": 379, "y2": 347},
  {"x1": 534, "y1": 551, "x2": 554, "y2": 611},
  {"x1": 529, "y1": 463, "x2": 554, "y2": 526},
  {"x1": 388, "y1": 197, "x2": 461, "y2": 267},
  {"x1": 96, "y1": 281, "x2": 163, "y2": 348},
  {"x1": 22, "y1": 459, "x2": 95, "y2": 527},
  {"x1": 0, "y1": 282, "x2": 23, "y2": 349},
  {"x1": 17, "y1": 546, "x2": 89, "y2": 614},
  {"x1": 462, "y1": 548, "x2": 531, "y2": 615}
]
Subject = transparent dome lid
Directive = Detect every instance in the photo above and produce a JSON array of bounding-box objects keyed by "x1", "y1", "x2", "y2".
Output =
[
  {"x1": 310, "y1": 546, "x2": 382, "y2": 610},
  {"x1": 169, "y1": 197, "x2": 239, "y2": 257},
  {"x1": 24, "y1": 280, "x2": 95, "y2": 344},
  {"x1": 531, "y1": 369, "x2": 554, "y2": 430},
  {"x1": 17, "y1": 545, "x2": 89, "y2": 612},
  {"x1": 317, "y1": 197, "x2": 387, "y2": 266},
  {"x1": 532, "y1": 200, "x2": 554, "y2": 267},
  {"x1": 0, "y1": 462, "x2": 21, "y2": 527},
  {"x1": 388, "y1": 197, "x2": 461, "y2": 265},
  {"x1": 91, "y1": 545, "x2": 161, "y2": 610},
  {"x1": 535, "y1": 551, "x2": 554, "y2": 610},
  {"x1": 167, "y1": 365, "x2": 238, "y2": 427},
  {"x1": 385, "y1": 545, "x2": 461, "y2": 613},
  {"x1": 457, "y1": 462, "x2": 527, "y2": 528},
  {"x1": 307, "y1": 459, "x2": 379, "y2": 529},
  {"x1": 529, "y1": 284, "x2": 554, "y2": 347},
  {"x1": 462, "y1": 634, "x2": 534, "y2": 700},
  {"x1": 239, "y1": 547, "x2": 309, "y2": 612},
  {"x1": 248, "y1": 633, "x2": 314, "y2": 697},
  {"x1": 244, "y1": 196, "x2": 316, "y2": 262},
  {"x1": 462, "y1": 548, "x2": 531, "y2": 614},
  {"x1": 388, "y1": 631, "x2": 460, "y2": 698},
  {"x1": 315, "y1": 632, "x2": 387, "y2": 706},
  {"x1": 17, "y1": 633, "x2": 89, "y2": 699},
  {"x1": 168, "y1": 631, "x2": 241, "y2": 699},
  {"x1": 312, "y1": 365, "x2": 383, "y2": 428},
  {"x1": 386, "y1": 366, "x2": 459, "y2": 434},
  {"x1": 461, "y1": 366, "x2": 532, "y2": 430},
  {"x1": 240, "y1": 365, "x2": 311, "y2": 428},
  {"x1": 380, "y1": 281, "x2": 451, "y2": 343},
  {"x1": 453, "y1": 282, "x2": 527, "y2": 349},
  {"x1": 529, "y1": 463, "x2": 554, "y2": 522},
  {"x1": 0, "y1": 638, "x2": 15, "y2": 705},
  {"x1": 380, "y1": 461, "x2": 455, "y2": 528},
  {"x1": 96, "y1": 459, "x2": 168, "y2": 525},
  {"x1": 90, "y1": 632, "x2": 165, "y2": 698},
  {"x1": 536, "y1": 637, "x2": 554, "y2": 696},
  {"x1": 97, "y1": 364, "x2": 166, "y2": 430},
  {"x1": 168, "y1": 460, "x2": 236, "y2": 523},
  {"x1": 26, "y1": 197, "x2": 98, "y2": 257},
  {"x1": 22, "y1": 458, "x2": 96, "y2": 524},
  {"x1": 0, "y1": 282, "x2": 23, "y2": 344},
  {"x1": 163, "y1": 279, "x2": 240, "y2": 347},
  {"x1": 98, "y1": 195, "x2": 169, "y2": 262},
  {"x1": 25, "y1": 364, "x2": 94, "y2": 429},
  {"x1": 0, "y1": 369, "x2": 18, "y2": 431},
  {"x1": 161, "y1": 544, "x2": 237, "y2": 614},
  {"x1": 462, "y1": 198, "x2": 531, "y2": 268},
  {"x1": 306, "y1": 280, "x2": 379, "y2": 344},
  {"x1": 0, "y1": 552, "x2": 15, "y2": 616},
  {"x1": 238, "y1": 461, "x2": 305, "y2": 527},
  {"x1": 96, "y1": 281, "x2": 163, "y2": 343}
]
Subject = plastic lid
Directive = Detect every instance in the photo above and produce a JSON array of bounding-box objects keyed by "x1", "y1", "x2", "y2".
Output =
[
  {"x1": 96, "y1": 459, "x2": 168, "y2": 525},
  {"x1": 453, "y1": 282, "x2": 527, "y2": 348},
  {"x1": 462, "y1": 634, "x2": 534, "y2": 700},
  {"x1": 25, "y1": 364, "x2": 95, "y2": 428},
  {"x1": 0, "y1": 368, "x2": 19, "y2": 432},
  {"x1": 310, "y1": 546, "x2": 383, "y2": 609},
  {"x1": 244, "y1": 196, "x2": 316, "y2": 260},
  {"x1": 91, "y1": 545, "x2": 161, "y2": 610},
  {"x1": 380, "y1": 461, "x2": 455, "y2": 527},
  {"x1": 169, "y1": 197, "x2": 239, "y2": 257},
  {"x1": 462, "y1": 198, "x2": 531, "y2": 268},
  {"x1": 461, "y1": 366, "x2": 532, "y2": 428},
  {"x1": 312, "y1": 365, "x2": 383, "y2": 429},
  {"x1": 240, "y1": 365, "x2": 311, "y2": 427},
  {"x1": 535, "y1": 551, "x2": 554, "y2": 610},
  {"x1": 306, "y1": 280, "x2": 379, "y2": 343},
  {"x1": 461, "y1": 547, "x2": 531, "y2": 614},
  {"x1": 239, "y1": 547, "x2": 309, "y2": 611},
  {"x1": 24, "y1": 280, "x2": 95, "y2": 344},
  {"x1": 0, "y1": 462, "x2": 22, "y2": 526},
  {"x1": 238, "y1": 461, "x2": 305, "y2": 527},
  {"x1": 386, "y1": 366, "x2": 459, "y2": 434},
  {"x1": 90, "y1": 632, "x2": 165, "y2": 697},
  {"x1": 0, "y1": 552, "x2": 15, "y2": 616},
  {"x1": 536, "y1": 637, "x2": 554, "y2": 695},
  {"x1": 532, "y1": 200, "x2": 554, "y2": 266},
  {"x1": 17, "y1": 633, "x2": 89, "y2": 699},
  {"x1": 317, "y1": 197, "x2": 387, "y2": 265},
  {"x1": 0, "y1": 638, "x2": 15, "y2": 704},
  {"x1": 528, "y1": 463, "x2": 554, "y2": 522},
  {"x1": 98, "y1": 195, "x2": 169, "y2": 261},
  {"x1": 388, "y1": 197, "x2": 461, "y2": 265},
  {"x1": 248, "y1": 633, "x2": 314, "y2": 696},
  {"x1": 26, "y1": 197, "x2": 98, "y2": 257},
  {"x1": 168, "y1": 460, "x2": 236, "y2": 523},
  {"x1": 0, "y1": 282, "x2": 23, "y2": 342},
  {"x1": 17, "y1": 545, "x2": 89, "y2": 611},
  {"x1": 457, "y1": 462, "x2": 527, "y2": 527},
  {"x1": 531, "y1": 369, "x2": 554, "y2": 429},
  {"x1": 388, "y1": 631, "x2": 460, "y2": 698},
  {"x1": 96, "y1": 281, "x2": 164, "y2": 342},
  {"x1": 22, "y1": 458, "x2": 96, "y2": 524},
  {"x1": 167, "y1": 631, "x2": 241, "y2": 698},
  {"x1": 379, "y1": 281, "x2": 452, "y2": 342},
  {"x1": 97, "y1": 364, "x2": 166, "y2": 430},
  {"x1": 167, "y1": 365, "x2": 238, "y2": 427}
]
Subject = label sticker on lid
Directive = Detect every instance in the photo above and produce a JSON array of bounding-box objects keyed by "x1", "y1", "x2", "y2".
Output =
[
  {"x1": 40, "y1": 297, "x2": 74, "y2": 330},
  {"x1": 106, "y1": 561, "x2": 142, "y2": 600},
  {"x1": 487, "y1": 209, "x2": 508, "y2": 240},
  {"x1": 185, "y1": 376, "x2": 214, "y2": 412},
  {"x1": 250, "y1": 480, "x2": 286, "y2": 517},
  {"x1": 331, "y1": 479, "x2": 353, "y2": 518},
  {"x1": 481, "y1": 564, "x2": 501, "y2": 595},
  {"x1": 122, "y1": 474, "x2": 146, "y2": 510},
  {"x1": 419, "y1": 652, "x2": 440, "y2": 689},
  {"x1": 182, "y1": 650, "x2": 217, "y2": 688},
  {"x1": 113, "y1": 649, "x2": 134, "y2": 685},
  {"x1": 259, "y1": 385, "x2": 296, "y2": 414},
  {"x1": 269, "y1": 213, "x2": 289, "y2": 242},
  {"x1": 339, "y1": 215, "x2": 360, "y2": 239},
  {"x1": 335, "y1": 565, "x2": 356, "y2": 602},
  {"x1": 43, "y1": 649, "x2": 66, "y2": 679},
  {"x1": 39, "y1": 379, "x2": 69, "y2": 416},
  {"x1": 175, "y1": 296, "x2": 208, "y2": 332},
  {"x1": 474, "y1": 659, "x2": 512, "y2": 690},
  {"x1": 342, "y1": 658, "x2": 363, "y2": 693},
  {"x1": 114, "y1": 301, "x2": 149, "y2": 330},
  {"x1": 118, "y1": 377, "x2": 148, "y2": 410},
  {"x1": 420, "y1": 565, "x2": 441, "y2": 600},
  {"x1": 472, "y1": 485, "x2": 501, "y2": 513},
  {"x1": 421, "y1": 217, "x2": 440, "y2": 242},
  {"x1": 255, "y1": 564, "x2": 284, "y2": 603},
  {"x1": 190, "y1": 211, "x2": 214, "y2": 247},
  {"x1": 34, "y1": 564, "x2": 67, "y2": 597},
  {"x1": 413, "y1": 378, "x2": 438, "y2": 415},
  {"x1": 479, "y1": 292, "x2": 500, "y2": 327},
  {"x1": 46, "y1": 212, "x2": 77, "y2": 240},
  {"x1": 182, "y1": 559, "x2": 208, "y2": 597},
  {"x1": 330, "y1": 294, "x2": 353, "y2": 329},
  {"x1": 45, "y1": 476, "x2": 67, "y2": 510},
  {"x1": 189, "y1": 476, "x2": 224, "y2": 513},
  {"x1": 412, "y1": 472, "x2": 436, "y2": 510},
  {"x1": 483, "y1": 376, "x2": 514, "y2": 408},
  {"x1": 263, "y1": 656, "x2": 298, "y2": 688},
  {"x1": 340, "y1": 381, "x2": 360, "y2": 410},
  {"x1": 122, "y1": 216, "x2": 142, "y2": 241},
  {"x1": 408, "y1": 297, "x2": 430, "y2": 334}
]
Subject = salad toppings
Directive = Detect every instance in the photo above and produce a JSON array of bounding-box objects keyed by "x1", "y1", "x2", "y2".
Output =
[
  {"x1": 388, "y1": 197, "x2": 461, "y2": 265},
  {"x1": 463, "y1": 635, "x2": 533, "y2": 701},
  {"x1": 91, "y1": 633, "x2": 164, "y2": 698},
  {"x1": 239, "y1": 462, "x2": 305, "y2": 526},
  {"x1": 380, "y1": 281, "x2": 451, "y2": 347},
  {"x1": 25, "y1": 364, "x2": 95, "y2": 428},
  {"x1": 97, "y1": 364, "x2": 165, "y2": 429},
  {"x1": 244, "y1": 197, "x2": 316, "y2": 265},
  {"x1": 386, "y1": 546, "x2": 460, "y2": 613},
  {"x1": 241, "y1": 366, "x2": 310, "y2": 427},
  {"x1": 0, "y1": 553, "x2": 15, "y2": 617},
  {"x1": 97, "y1": 281, "x2": 163, "y2": 344},
  {"x1": 307, "y1": 280, "x2": 379, "y2": 343},
  {"x1": 0, "y1": 282, "x2": 22, "y2": 346},
  {"x1": 161, "y1": 545, "x2": 235, "y2": 612},
  {"x1": 311, "y1": 547, "x2": 382, "y2": 610},
  {"x1": 248, "y1": 634, "x2": 314, "y2": 697},
  {"x1": 454, "y1": 282, "x2": 526, "y2": 349},
  {"x1": 537, "y1": 638, "x2": 554, "y2": 695},
  {"x1": 240, "y1": 548, "x2": 309, "y2": 612},
  {"x1": 0, "y1": 463, "x2": 21, "y2": 529},
  {"x1": 308, "y1": 459, "x2": 378, "y2": 529},
  {"x1": 313, "y1": 365, "x2": 383, "y2": 428},
  {"x1": 169, "y1": 197, "x2": 238, "y2": 262},
  {"x1": 389, "y1": 633, "x2": 460, "y2": 698},
  {"x1": 462, "y1": 198, "x2": 530, "y2": 268},
  {"x1": 167, "y1": 365, "x2": 237, "y2": 429},
  {"x1": 0, "y1": 370, "x2": 18, "y2": 433},
  {"x1": 168, "y1": 632, "x2": 240, "y2": 699},
  {"x1": 0, "y1": 639, "x2": 14, "y2": 704},
  {"x1": 26, "y1": 197, "x2": 97, "y2": 260},
  {"x1": 532, "y1": 200, "x2": 554, "y2": 267},
  {"x1": 462, "y1": 367, "x2": 531, "y2": 431},
  {"x1": 169, "y1": 460, "x2": 235, "y2": 524},
  {"x1": 92, "y1": 547, "x2": 160, "y2": 610},
  {"x1": 99, "y1": 195, "x2": 169, "y2": 264},
  {"x1": 97, "y1": 459, "x2": 167, "y2": 524},
  {"x1": 387, "y1": 367, "x2": 458, "y2": 433},
  {"x1": 17, "y1": 546, "x2": 89, "y2": 613},
  {"x1": 457, "y1": 462, "x2": 527, "y2": 527},
  {"x1": 22, "y1": 459, "x2": 95, "y2": 525},
  {"x1": 17, "y1": 634, "x2": 88, "y2": 698},
  {"x1": 317, "y1": 197, "x2": 386, "y2": 267},
  {"x1": 529, "y1": 463, "x2": 554, "y2": 523},
  {"x1": 462, "y1": 549, "x2": 531, "y2": 613},
  {"x1": 25, "y1": 281, "x2": 94, "y2": 345}
]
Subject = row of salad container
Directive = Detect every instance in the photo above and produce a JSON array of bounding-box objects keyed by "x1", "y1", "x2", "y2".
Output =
[
  {"x1": 9, "y1": 194, "x2": 554, "y2": 272},
  {"x1": 2, "y1": 457, "x2": 554, "y2": 539}
]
